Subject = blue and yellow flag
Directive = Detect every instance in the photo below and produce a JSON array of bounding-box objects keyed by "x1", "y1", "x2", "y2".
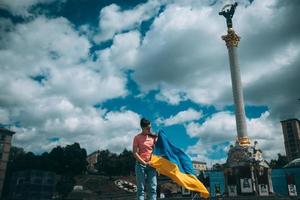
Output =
[{"x1": 149, "y1": 130, "x2": 209, "y2": 198}]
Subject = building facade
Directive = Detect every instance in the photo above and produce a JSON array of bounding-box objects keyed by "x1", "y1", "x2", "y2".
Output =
[
  {"x1": 0, "y1": 128, "x2": 15, "y2": 198},
  {"x1": 192, "y1": 161, "x2": 207, "y2": 176},
  {"x1": 87, "y1": 150, "x2": 100, "y2": 173},
  {"x1": 9, "y1": 170, "x2": 55, "y2": 200},
  {"x1": 208, "y1": 167, "x2": 300, "y2": 197},
  {"x1": 281, "y1": 119, "x2": 300, "y2": 162}
]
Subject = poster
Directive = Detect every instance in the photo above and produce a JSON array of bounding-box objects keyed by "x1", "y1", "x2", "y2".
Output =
[
  {"x1": 240, "y1": 178, "x2": 253, "y2": 193},
  {"x1": 288, "y1": 184, "x2": 297, "y2": 196},
  {"x1": 258, "y1": 184, "x2": 269, "y2": 196},
  {"x1": 215, "y1": 184, "x2": 221, "y2": 196},
  {"x1": 181, "y1": 187, "x2": 191, "y2": 195},
  {"x1": 228, "y1": 185, "x2": 237, "y2": 196}
]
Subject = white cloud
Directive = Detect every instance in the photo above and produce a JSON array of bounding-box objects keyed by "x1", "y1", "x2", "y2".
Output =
[
  {"x1": 155, "y1": 87, "x2": 187, "y2": 105},
  {"x1": 0, "y1": 108, "x2": 10, "y2": 124},
  {"x1": 132, "y1": 0, "x2": 300, "y2": 117},
  {"x1": 97, "y1": 31, "x2": 141, "y2": 71},
  {"x1": 0, "y1": 17, "x2": 90, "y2": 73},
  {"x1": 186, "y1": 111, "x2": 285, "y2": 163},
  {"x1": 129, "y1": 0, "x2": 299, "y2": 164},
  {"x1": 46, "y1": 66, "x2": 127, "y2": 105},
  {"x1": 12, "y1": 107, "x2": 141, "y2": 154},
  {"x1": 0, "y1": 16, "x2": 129, "y2": 107},
  {"x1": 157, "y1": 108, "x2": 202, "y2": 126},
  {"x1": 133, "y1": 3, "x2": 229, "y2": 105},
  {"x1": 1, "y1": 0, "x2": 298, "y2": 164},
  {"x1": 94, "y1": 1, "x2": 163, "y2": 43},
  {"x1": 186, "y1": 111, "x2": 236, "y2": 139},
  {"x1": 0, "y1": 16, "x2": 137, "y2": 153}
]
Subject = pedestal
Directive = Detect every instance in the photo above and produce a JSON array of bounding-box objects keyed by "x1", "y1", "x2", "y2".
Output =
[{"x1": 224, "y1": 144, "x2": 272, "y2": 196}]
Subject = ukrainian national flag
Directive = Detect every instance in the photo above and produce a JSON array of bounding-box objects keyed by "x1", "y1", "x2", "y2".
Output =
[{"x1": 149, "y1": 130, "x2": 209, "y2": 198}]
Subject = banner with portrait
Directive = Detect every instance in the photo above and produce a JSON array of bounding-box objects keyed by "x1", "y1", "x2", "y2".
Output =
[
  {"x1": 240, "y1": 178, "x2": 253, "y2": 193},
  {"x1": 258, "y1": 184, "x2": 269, "y2": 196},
  {"x1": 228, "y1": 185, "x2": 237, "y2": 196},
  {"x1": 288, "y1": 184, "x2": 297, "y2": 196}
]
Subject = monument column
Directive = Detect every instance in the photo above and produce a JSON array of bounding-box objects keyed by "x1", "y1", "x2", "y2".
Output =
[
  {"x1": 222, "y1": 29, "x2": 250, "y2": 146},
  {"x1": 219, "y1": 3, "x2": 272, "y2": 197},
  {"x1": 219, "y1": 3, "x2": 250, "y2": 146}
]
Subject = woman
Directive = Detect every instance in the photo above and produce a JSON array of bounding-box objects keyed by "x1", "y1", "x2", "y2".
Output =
[{"x1": 133, "y1": 118, "x2": 157, "y2": 200}]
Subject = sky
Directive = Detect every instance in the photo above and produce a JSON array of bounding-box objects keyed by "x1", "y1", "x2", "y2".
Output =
[{"x1": 0, "y1": 0, "x2": 299, "y2": 166}]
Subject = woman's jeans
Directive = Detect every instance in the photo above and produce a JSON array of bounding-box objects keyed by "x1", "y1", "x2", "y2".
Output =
[{"x1": 135, "y1": 161, "x2": 157, "y2": 200}]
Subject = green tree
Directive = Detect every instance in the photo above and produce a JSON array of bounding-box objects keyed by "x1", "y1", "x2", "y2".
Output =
[
  {"x1": 2, "y1": 146, "x2": 26, "y2": 197},
  {"x1": 96, "y1": 150, "x2": 119, "y2": 179},
  {"x1": 9, "y1": 146, "x2": 26, "y2": 160},
  {"x1": 48, "y1": 146, "x2": 65, "y2": 174},
  {"x1": 277, "y1": 153, "x2": 288, "y2": 167},
  {"x1": 3, "y1": 144, "x2": 88, "y2": 198},
  {"x1": 64, "y1": 143, "x2": 88, "y2": 175},
  {"x1": 118, "y1": 149, "x2": 135, "y2": 175},
  {"x1": 270, "y1": 153, "x2": 288, "y2": 168},
  {"x1": 46, "y1": 143, "x2": 88, "y2": 175},
  {"x1": 212, "y1": 163, "x2": 223, "y2": 170},
  {"x1": 95, "y1": 149, "x2": 136, "y2": 177}
]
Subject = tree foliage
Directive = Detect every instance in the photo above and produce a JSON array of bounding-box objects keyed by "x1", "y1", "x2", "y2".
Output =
[
  {"x1": 7, "y1": 143, "x2": 87, "y2": 175},
  {"x1": 4, "y1": 143, "x2": 135, "y2": 198},
  {"x1": 269, "y1": 153, "x2": 288, "y2": 168},
  {"x1": 96, "y1": 149, "x2": 135, "y2": 178},
  {"x1": 4, "y1": 143, "x2": 88, "y2": 198},
  {"x1": 212, "y1": 163, "x2": 224, "y2": 171}
]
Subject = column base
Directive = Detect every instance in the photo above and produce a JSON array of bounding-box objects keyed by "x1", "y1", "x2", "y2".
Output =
[{"x1": 237, "y1": 136, "x2": 251, "y2": 146}]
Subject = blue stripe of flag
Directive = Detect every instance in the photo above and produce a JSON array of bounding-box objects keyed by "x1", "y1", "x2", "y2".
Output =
[{"x1": 153, "y1": 130, "x2": 195, "y2": 175}]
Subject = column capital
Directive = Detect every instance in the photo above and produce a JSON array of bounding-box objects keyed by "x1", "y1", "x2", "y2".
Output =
[{"x1": 222, "y1": 28, "x2": 240, "y2": 48}]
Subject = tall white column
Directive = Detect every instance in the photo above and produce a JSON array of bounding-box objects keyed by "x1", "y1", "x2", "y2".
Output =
[{"x1": 222, "y1": 29, "x2": 250, "y2": 146}]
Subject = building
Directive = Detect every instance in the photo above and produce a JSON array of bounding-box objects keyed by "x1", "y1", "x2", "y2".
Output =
[
  {"x1": 86, "y1": 150, "x2": 100, "y2": 173},
  {"x1": 9, "y1": 170, "x2": 55, "y2": 200},
  {"x1": 0, "y1": 128, "x2": 15, "y2": 198},
  {"x1": 192, "y1": 161, "x2": 207, "y2": 175},
  {"x1": 281, "y1": 119, "x2": 300, "y2": 162},
  {"x1": 207, "y1": 167, "x2": 300, "y2": 197}
]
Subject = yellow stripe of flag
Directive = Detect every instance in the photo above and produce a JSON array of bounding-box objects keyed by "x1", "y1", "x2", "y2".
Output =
[{"x1": 150, "y1": 154, "x2": 209, "y2": 198}]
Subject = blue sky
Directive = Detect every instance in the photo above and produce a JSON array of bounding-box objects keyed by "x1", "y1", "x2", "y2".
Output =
[{"x1": 0, "y1": 0, "x2": 299, "y2": 165}]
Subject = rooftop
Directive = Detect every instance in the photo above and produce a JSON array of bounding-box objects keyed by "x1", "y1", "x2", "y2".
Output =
[
  {"x1": 283, "y1": 158, "x2": 300, "y2": 168},
  {"x1": 280, "y1": 118, "x2": 300, "y2": 123},
  {"x1": 0, "y1": 127, "x2": 15, "y2": 135}
]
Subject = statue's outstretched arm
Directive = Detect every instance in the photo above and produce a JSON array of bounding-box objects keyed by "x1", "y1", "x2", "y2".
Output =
[
  {"x1": 219, "y1": 11, "x2": 225, "y2": 16},
  {"x1": 231, "y1": 2, "x2": 238, "y2": 13}
]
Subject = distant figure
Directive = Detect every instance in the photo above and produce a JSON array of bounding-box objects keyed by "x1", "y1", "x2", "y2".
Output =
[
  {"x1": 219, "y1": 2, "x2": 238, "y2": 28},
  {"x1": 133, "y1": 118, "x2": 158, "y2": 200}
]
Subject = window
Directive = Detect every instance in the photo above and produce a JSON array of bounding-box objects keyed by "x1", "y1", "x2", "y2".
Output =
[
  {"x1": 288, "y1": 132, "x2": 294, "y2": 139},
  {"x1": 287, "y1": 123, "x2": 293, "y2": 132},
  {"x1": 45, "y1": 178, "x2": 54, "y2": 185},
  {"x1": 0, "y1": 143, "x2": 3, "y2": 159},
  {"x1": 289, "y1": 140, "x2": 296, "y2": 146},
  {"x1": 31, "y1": 177, "x2": 42, "y2": 184},
  {"x1": 182, "y1": 187, "x2": 191, "y2": 195},
  {"x1": 0, "y1": 134, "x2": 5, "y2": 141},
  {"x1": 17, "y1": 178, "x2": 25, "y2": 185}
]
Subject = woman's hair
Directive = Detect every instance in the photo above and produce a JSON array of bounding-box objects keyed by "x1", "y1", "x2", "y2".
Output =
[{"x1": 140, "y1": 118, "x2": 151, "y2": 128}]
